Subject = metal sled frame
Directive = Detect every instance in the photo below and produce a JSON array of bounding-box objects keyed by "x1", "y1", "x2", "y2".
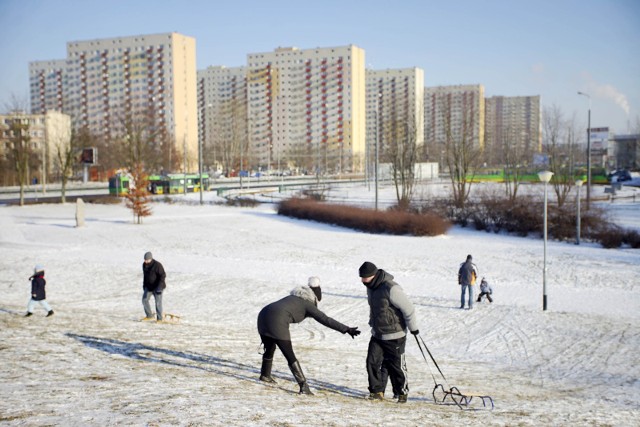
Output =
[
  {"x1": 414, "y1": 335, "x2": 494, "y2": 411},
  {"x1": 432, "y1": 383, "x2": 494, "y2": 410}
]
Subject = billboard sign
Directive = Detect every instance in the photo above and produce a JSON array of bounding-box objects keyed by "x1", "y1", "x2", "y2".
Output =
[
  {"x1": 589, "y1": 127, "x2": 609, "y2": 155},
  {"x1": 81, "y1": 147, "x2": 97, "y2": 164}
]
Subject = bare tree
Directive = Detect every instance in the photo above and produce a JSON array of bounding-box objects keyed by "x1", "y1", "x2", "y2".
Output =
[
  {"x1": 439, "y1": 96, "x2": 483, "y2": 208},
  {"x1": 6, "y1": 113, "x2": 33, "y2": 205},
  {"x1": 542, "y1": 105, "x2": 583, "y2": 207},
  {"x1": 382, "y1": 105, "x2": 421, "y2": 208},
  {"x1": 501, "y1": 126, "x2": 533, "y2": 202}
]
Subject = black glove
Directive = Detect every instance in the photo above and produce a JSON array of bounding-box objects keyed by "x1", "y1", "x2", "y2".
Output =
[
  {"x1": 346, "y1": 327, "x2": 361, "y2": 339},
  {"x1": 411, "y1": 329, "x2": 419, "y2": 336}
]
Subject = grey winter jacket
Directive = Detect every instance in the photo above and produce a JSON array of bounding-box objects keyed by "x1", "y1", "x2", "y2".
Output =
[
  {"x1": 364, "y1": 270, "x2": 418, "y2": 340},
  {"x1": 257, "y1": 286, "x2": 350, "y2": 341},
  {"x1": 458, "y1": 261, "x2": 478, "y2": 286}
]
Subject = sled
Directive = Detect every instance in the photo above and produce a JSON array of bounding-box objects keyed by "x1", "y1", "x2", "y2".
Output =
[
  {"x1": 414, "y1": 335, "x2": 494, "y2": 411},
  {"x1": 432, "y1": 383, "x2": 494, "y2": 410}
]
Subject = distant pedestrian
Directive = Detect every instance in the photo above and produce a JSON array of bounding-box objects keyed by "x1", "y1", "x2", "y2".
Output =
[
  {"x1": 458, "y1": 255, "x2": 478, "y2": 309},
  {"x1": 141, "y1": 252, "x2": 166, "y2": 321},
  {"x1": 359, "y1": 261, "x2": 419, "y2": 403},
  {"x1": 257, "y1": 276, "x2": 360, "y2": 395},
  {"x1": 25, "y1": 264, "x2": 54, "y2": 317},
  {"x1": 477, "y1": 277, "x2": 493, "y2": 303}
]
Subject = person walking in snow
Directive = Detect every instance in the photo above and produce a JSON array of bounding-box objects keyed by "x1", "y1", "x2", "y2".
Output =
[
  {"x1": 358, "y1": 261, "x2": 419, "y2": 404},
  {"x1": 458, "y1": 254, "x2": 478, "y2": 309},
  {"x1": 141, "y1": 251, "x2": 166, "y2": 321},
  {"x1": 477, "y1": 277, "x2": 493, "y2": 303},
  {"x1": 25, "y1": 264, "x2": 54, "y2": 317},
  {"x1": 257, "y1": 276, "x2": 360, "y2": 395}
]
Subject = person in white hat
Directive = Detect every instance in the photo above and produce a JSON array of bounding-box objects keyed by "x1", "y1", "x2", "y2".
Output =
[
  {"x1": 25, "y1": 264, "x2": 54, "y2": 317},
  {"x1": 257, "y1": 276, "x2": 360, "y2": 395}
]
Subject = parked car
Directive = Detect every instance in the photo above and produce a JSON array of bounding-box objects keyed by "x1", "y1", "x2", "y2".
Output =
[{"x1": 607, "y1": 170, "x2": 632, "y2": 183}]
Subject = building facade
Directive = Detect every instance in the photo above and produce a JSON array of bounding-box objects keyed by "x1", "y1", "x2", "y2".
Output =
[
  {"x1": 424, "y1": 84, "x2": 485, "y2": 165},
  {"x1": 197, "y1": 66, "x2": 248, "y2": 175},
  {"x1": 484, "y1": 95, "x2": 541, "y2": 167},
  {"x1": 366, "y1": 68, "x2": 424, "y2": 170},
  {"x1": 29, "y1": 32, "x2": 198, "y2": 172},
  {"x1": 1, "y1": 110, "x2": 71, "y2": 186},
  {"x1": 246, "y1": 45, "x2": 366, "y2": 174}
]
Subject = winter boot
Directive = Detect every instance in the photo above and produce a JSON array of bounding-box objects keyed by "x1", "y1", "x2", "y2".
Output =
[
  {"x1": 397, "y1": 394, "x2": 408, "y2": 403},
  {"x1": 46, "y1": 310, "x2": 54, "y2": 317},
  {"x1": 488, "y1": 295, "x2": 493, "y2": 303},
  {"x1": 25, "y1": 312, "x2": 33, "y2": 317},
  {"x1": 289, "y1": 360, "x2": 313, "y2": 395},
  {"x1": 259, "y1": 358, "x2": 277, "y2": 383},
  {"x1": 368, "y1": 392, "x2": 384, "y2": 401}
]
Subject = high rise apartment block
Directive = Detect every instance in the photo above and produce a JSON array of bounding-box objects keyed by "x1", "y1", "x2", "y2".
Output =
[
  {"x1": 197, "y1": 66, "x2": 248, "y2": 174},
  {"x1": 29, "y1": 32, "x2": 198, "y2": 171},
  {"x1": 245, "y1": 45, "x2": 366, "y2": 174},
  {"x1": 424, "y1": 85, "x2": 485, "y2": 155},
  {"x1": 484, "y1": 95, "x2": 541, "y2": 165},
  {"x1": 366, "y1": 68, "x2": 424, "y2": 165}
]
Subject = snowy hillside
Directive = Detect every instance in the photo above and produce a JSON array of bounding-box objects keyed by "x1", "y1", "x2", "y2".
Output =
[{"x1": 1, "y1": 181, "x2": 638, "y2": 426}]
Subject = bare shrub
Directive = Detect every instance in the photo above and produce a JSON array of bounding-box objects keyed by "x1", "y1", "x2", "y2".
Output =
[{"x1": 278, "y1": 198, "x2": 450, "y2": 236}]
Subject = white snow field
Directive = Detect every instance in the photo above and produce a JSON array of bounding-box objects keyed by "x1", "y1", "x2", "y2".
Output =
[{"x1": 1, "y1": 181, "x2": 638, "y2": 426}]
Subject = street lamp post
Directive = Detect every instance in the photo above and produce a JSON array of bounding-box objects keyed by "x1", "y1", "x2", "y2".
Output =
[
  {"x1": 198, "y1": 104, "x2": 212, "y2": 205},
  {"x1": 575, "y1": 179, "x2": 583, "y2": 245},
  {"x1": 538, "y1": 170, "x2": 554, "y2": 311},
  {"x1": 577, "y1": 91, "x2": 591, "y2": 210},
  {"x1": 374, "y1": 92, "x2": 381, "y2": 210}
]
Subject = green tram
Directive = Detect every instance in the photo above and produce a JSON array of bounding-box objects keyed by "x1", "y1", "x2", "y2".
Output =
[
  {"x1": 108, "y1": 174, "x2": 131, "y2": 196},
  {"x1": 109, "y1": 173, "x2": 209, "y2": 196},
  {"x1": 147, "y1": 173, "x2": 210, "y2": 194}
]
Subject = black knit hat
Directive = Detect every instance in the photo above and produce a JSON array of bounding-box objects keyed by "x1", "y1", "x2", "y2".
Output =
[{"x1": 359, "y1": 261, "x2": 378, "y2": 278}]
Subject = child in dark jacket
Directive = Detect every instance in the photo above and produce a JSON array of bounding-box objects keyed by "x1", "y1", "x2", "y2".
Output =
[
  {"x1": 476, "y1": 277, "x2": 493, "y2": 303},
  {"x1": 25, "y1": 264, "x2": 54, "y2": 317}
]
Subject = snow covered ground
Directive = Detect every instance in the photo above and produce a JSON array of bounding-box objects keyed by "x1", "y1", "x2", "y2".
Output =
[{"x1": 0, "y1": 181, "x2": 638, "y2": 426}]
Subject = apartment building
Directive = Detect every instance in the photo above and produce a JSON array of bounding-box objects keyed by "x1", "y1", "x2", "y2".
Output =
[
  {"x1": 1, "y1": 110, "x2": 71, "y2": 186},
  {"x1": 484, "y1": 95, "x2": 541, "y2": 166},
  {"x1": 366, "y1": 68, "x2": 424, "y2": 166},
  {"x1": 246, "y1": 45, "x2": 366, "y2": 174},
  {"x1": 29, "y1": 60, "x2": 67, "y2": 114},
  {"x1": 424, "y1": 85, "x2": 485, "y2": 163},
  {"x1": 29, "y1": 32, "x2": 198, "y2": 172},
  {"x1": 197, "y1": 65, "x2": 248, "y2": 174}
]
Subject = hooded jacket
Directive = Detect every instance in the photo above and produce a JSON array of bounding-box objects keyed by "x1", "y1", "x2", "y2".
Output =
[
  {"x1": 364, "y1": 269, "x2": 418, "y2": 340},
  {"x1": 142, "y1": 259, "x2": 166, "y2": 293},
  {"x1": 30, "y1": 272, "x2": 46, "y2": 301},
  {"x1": 458, "y1": 260, "x2": 478, "y2": 286},
  {"x1": 257, "y1": 286, "x2": 349, "y2": 341}
]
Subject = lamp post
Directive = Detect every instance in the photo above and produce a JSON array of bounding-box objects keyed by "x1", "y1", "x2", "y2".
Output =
[
  {"x1": 538, "y1": 170, "x2": 554, "y2": 311},
  {"x1": 577, "y1": 91, "x2": 591, "y2": 210},
  {"x1": 374, "y1": 92, "x2": 381, "y2": 210},
  {"x1": 575, "y1": 179, "x2": 583, "y2": 245},
  {"x1": 198, "y1": 104, "x2": 212, "y2": 205}
]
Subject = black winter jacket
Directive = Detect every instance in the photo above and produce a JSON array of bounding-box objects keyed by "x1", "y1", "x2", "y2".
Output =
[
  {"x1": 257, "y1": 286, "x2": 349, "y2": 341},
  {"x1": 30, "y1": 273, "x2": 46, "y2": 301},
  {"x1": 142, "y1": 260, "x2": 166, "y2": 293}
]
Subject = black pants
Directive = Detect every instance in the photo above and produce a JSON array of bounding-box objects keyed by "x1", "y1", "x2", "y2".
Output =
[
  {"x1": 366, "y1": 336, "x2": 408, "y2": 396},
  {"x1": 477, "y1": 292, "x2": 493, "y2": 302},
  {"x1": 260, "y1": 334, "x2": 297, "y2": 365}
]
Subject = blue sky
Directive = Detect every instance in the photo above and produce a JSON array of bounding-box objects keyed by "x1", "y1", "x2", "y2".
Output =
[{"x1": 1, "y1": 0, "x2": 638, "y2": 133}]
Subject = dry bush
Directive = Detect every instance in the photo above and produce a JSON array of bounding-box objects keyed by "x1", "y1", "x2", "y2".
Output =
[
  {"x1": 278, "y1": 198, "x2": 450, "y2": 236},
  {"x1": 624, "y1": 229, "x2": 640, "y2": 248}
]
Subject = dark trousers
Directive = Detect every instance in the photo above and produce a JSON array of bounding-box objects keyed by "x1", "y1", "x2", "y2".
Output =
[
  {"x1": 477, "y1": 292, "x2": 493, "y2": 302},
  {"x1": 260, "y1": 334, "x2": 297, "y2": 365},
  {"x1": 366, "y1": 336, "x2": 408, "y2": 396}
]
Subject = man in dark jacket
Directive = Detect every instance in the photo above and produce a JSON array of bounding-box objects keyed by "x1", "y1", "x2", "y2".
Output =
[
  {"x1": 359, "y1": 261, "x2": 418, "y2": 403},
  {"x1": 142, "y1": 252, "x2": 166, "y2": 321},
  {"x1": 257, "y1": 276, "x2": 360, "y2": 395},
  {"x1": 25, "y1": 264, "x2": 54, "y2": 317},
  {"x1": 458, "y1": 254, "x2": 478, "y2": 309}
]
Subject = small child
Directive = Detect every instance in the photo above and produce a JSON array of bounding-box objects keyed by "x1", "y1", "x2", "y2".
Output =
[
  {"x1": 25, "y1": 264, "x2": 54, "y2": 317},
  {"x1": 476, "y1": 277, "x2": 493, "y2": 303}
]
